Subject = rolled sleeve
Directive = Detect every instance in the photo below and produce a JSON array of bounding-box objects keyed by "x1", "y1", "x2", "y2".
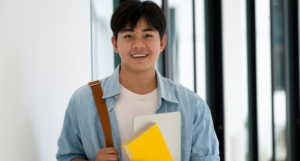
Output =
[
  {"x1": 56, "y1": 97, "x2": 87, "y2": 161},
  {"x1": 57, "y1": 154, "x2": 87, "y2": 161},
  {"x1": 191, "y1": 155, "x2": 220, "y2": 161},
  {"x1": 190, "y1": 96, "x2": 220, "y2": 161}
]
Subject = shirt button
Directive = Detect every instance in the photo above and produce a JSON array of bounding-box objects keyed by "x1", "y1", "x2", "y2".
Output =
[
  {"x1": 164, "y1": 104, "x2": 167, "y2": 108},
  {"x1": 115, "y1": 95, "x2": 118, "y2": 99}
]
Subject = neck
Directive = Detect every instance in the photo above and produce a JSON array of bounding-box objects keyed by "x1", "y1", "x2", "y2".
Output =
[{"x1": 119, "y1": 65, "x2": 157, "y2": 95}]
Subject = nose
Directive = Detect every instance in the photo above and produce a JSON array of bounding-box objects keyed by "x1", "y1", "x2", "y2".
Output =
[{"x1": 132, "y1": 38, "x2": 145, "y2": 49}]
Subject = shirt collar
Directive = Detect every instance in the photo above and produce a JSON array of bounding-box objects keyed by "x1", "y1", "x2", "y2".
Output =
[
  {"x1": 155, "y1": 69, "x2": 179, "y2": 105},
  {"x1": 101, "y1": 65, "x2": 179, "y2": 105}
]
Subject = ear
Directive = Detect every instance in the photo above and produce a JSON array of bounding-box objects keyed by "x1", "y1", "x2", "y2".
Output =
[
  {"x1": 160, "y1": 35, "x2": 167, "y2": 52},
  {"x1": 111, "y1": 36, "x2": 119, "y2": 53}
]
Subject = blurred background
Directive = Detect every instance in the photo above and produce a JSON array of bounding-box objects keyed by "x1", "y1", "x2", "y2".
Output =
[{"x1": 0, "y1": 0, "x2": 299, "y2": 161}]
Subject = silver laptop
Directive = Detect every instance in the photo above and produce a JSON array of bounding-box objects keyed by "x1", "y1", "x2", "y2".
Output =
[{"x1": 133, "y1": 111, "x2": 181, "y2": 160}]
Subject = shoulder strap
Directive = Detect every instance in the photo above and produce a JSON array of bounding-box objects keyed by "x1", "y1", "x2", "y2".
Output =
[{"x1": 88, "y1": 80, "x2": 114, "y2": 147}]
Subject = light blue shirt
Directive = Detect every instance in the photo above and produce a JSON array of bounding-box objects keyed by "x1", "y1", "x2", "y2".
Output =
[{"x1": 56, "y1": 65, "x2": 220, "y2": 161}]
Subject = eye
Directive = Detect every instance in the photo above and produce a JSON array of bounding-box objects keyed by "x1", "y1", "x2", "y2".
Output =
[
  {"x1": 145, "y1": 34, "x2": 153, "y2": 38},
  {"x1": 124, "y1": 35, "x2": 133, "y2": 38}
]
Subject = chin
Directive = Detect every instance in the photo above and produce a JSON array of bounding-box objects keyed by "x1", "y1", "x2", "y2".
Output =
[
  {"x1": 131, "y1": 67, "x2": 151, "y2": 72},
  {"x1": 129, "y1": 64, "x2": 154, "y2": 73},
  {"x1": 121, "y1": 61, "x2": 155, "y2": 72}
]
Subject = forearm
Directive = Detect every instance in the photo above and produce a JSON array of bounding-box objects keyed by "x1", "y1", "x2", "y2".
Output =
[{"x1": 71, "y1": 158, "x2": 94, "y2": 161}]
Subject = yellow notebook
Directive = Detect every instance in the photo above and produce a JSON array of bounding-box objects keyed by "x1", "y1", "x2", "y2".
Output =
[{"x1": 122, "y1": 123, "x2": 173, "y2": 161}]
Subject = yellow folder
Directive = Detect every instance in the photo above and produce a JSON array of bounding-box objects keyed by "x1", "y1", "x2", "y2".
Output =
[{"x1": 122, "y1": 122, "x2": 173, "y2": 161}]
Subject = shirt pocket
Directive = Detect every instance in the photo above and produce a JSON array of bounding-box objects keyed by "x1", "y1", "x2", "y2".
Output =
[{"x1": 181, "y1": 137, "x2": 192, "y2": 161}]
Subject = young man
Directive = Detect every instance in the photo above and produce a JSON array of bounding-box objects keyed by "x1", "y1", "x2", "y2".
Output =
[{"x1": 56, "y1": 1, "x2": 220, "y2": 161}]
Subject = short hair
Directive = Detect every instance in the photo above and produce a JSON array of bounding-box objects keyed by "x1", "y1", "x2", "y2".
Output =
[{"x1": 111, "y1": 0, "x2": 166, "y2": 41}]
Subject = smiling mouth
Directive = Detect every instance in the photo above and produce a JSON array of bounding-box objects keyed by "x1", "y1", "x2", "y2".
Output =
[{"x1": 131, "y1": 54, "x2": 148, "y2": 58}]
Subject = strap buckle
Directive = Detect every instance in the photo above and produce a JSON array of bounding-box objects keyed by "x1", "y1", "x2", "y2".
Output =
[{"x1": 88, "y1": 81, "x2": 100, "y2": 87}]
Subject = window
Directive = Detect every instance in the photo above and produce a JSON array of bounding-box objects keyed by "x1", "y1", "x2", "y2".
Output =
[
  {"x1": 255, "y1": 0, "x2": 273, "y2": 160},
  {"x1": 271, "y1": 0, "x2": 287, "y2": 160},
  {"x1": 222, "y1": 0, "x2": 248, "y2": 160},
  {"x1": 91, "y1": 0, "x2": 114, "y2": 80},
  {"x1": 168, "y1": 0, "x2": 194, "y2": 91},
  {"x1": 195, "y1": 0, "x2": 206, "y2": 100}
]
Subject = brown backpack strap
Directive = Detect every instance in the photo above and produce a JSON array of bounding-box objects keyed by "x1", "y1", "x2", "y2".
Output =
[{"x1": 88, "y1": 80, "x2": 114, "y2": 147}]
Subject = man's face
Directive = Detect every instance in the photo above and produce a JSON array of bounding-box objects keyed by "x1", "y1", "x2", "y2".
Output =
[{"x1": 112, "y1": 16, "x2": 166, "y2": 73}]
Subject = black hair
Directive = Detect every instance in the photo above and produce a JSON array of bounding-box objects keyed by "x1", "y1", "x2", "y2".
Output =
[{"x1": 110, "y1": 0, "x2": 166, "y2": 41}]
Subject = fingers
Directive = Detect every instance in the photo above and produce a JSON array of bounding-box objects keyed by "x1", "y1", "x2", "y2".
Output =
[
  {"x1": 102, "y1": 154, "x2": 118, "y2": 161},
  {"x1": 98, "y1": 147, "x2": 118, "y2": 155},
  {"x1": 96, "y1": 148, "x2": 119, "y2": 161}
]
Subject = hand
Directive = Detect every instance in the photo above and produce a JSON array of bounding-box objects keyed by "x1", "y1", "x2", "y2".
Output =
[{"x1": 95, "y1": 147, "x2": 119, "y2": 161}]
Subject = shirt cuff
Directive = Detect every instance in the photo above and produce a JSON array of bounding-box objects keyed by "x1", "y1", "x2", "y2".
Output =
[
  {"x1": 57, "y1": 154, "x2": 88, "y2": 161},
  {"x1": 190, "y1": 155, "x2": 220, "y2": 161}
]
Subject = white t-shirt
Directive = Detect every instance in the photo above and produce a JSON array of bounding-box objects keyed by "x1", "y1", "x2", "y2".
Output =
[{"x1": 114, "y1": 85, "x2": 158, "y2": 161}]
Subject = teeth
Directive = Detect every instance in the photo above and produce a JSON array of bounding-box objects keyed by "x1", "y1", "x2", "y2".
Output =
[{"x1": 132, "y1": 54, "x2": 147, "y2": 57}]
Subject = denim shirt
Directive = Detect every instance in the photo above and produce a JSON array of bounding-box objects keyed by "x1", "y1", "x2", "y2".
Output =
[{"x1": 56, "y1": 65, "x2": 220, "y2": 161}]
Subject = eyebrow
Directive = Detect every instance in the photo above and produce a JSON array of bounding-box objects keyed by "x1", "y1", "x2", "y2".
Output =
[
  {"x1": 121, "y1": 28, "x2": 155, "y2": 33},
  {"x1": 142, "y1": 28, "x2": 155, "y2": 32}
]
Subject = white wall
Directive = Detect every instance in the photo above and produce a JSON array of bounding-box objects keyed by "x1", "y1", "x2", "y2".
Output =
[{"x1": 0, "y1": 0, "x2": 91, "y2": 160}]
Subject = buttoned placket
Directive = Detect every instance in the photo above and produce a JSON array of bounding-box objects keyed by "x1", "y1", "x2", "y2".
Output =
[{"x1": 157, "y1": 99, "x2": 167, "y2": 113}]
